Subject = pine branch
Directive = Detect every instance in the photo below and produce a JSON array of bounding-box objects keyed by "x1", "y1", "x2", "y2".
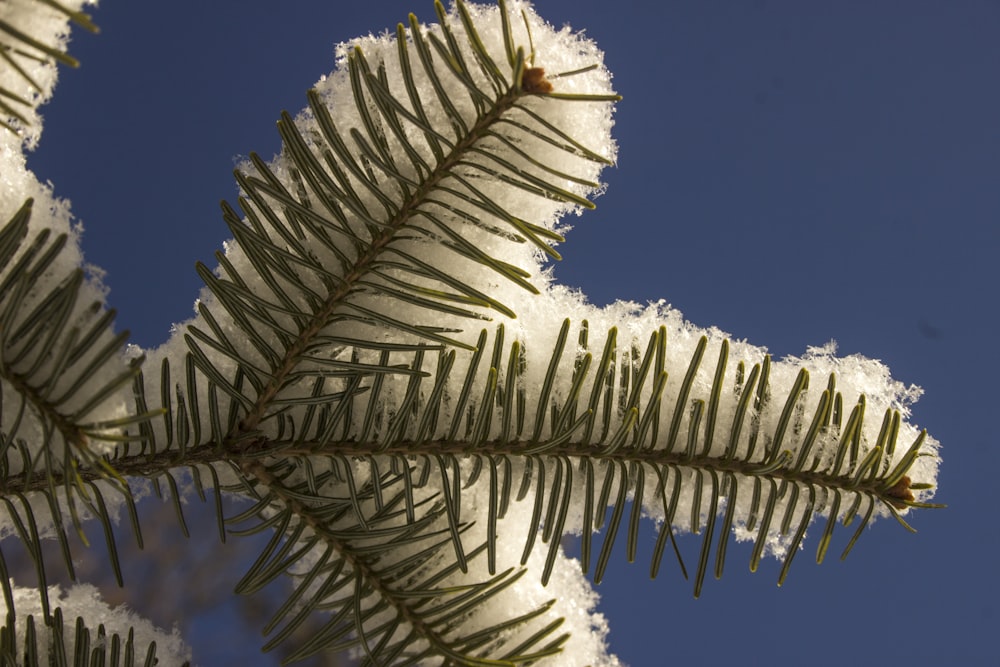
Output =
[{"x1": 0, "y1": 1, "x2": 943, "y2": 665}]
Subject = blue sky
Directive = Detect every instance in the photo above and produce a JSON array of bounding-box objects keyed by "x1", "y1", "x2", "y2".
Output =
[{"x1": 27, "y1": 1, "x2": 999, "y2": 665}]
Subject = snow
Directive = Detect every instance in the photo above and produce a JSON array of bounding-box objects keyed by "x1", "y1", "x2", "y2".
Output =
[
  {"x1": 1, "y1": 1, "x2": 941, "y2": 665},
  {"x1": 7, "y1": 582, "x2": 191, "y2": 666}
]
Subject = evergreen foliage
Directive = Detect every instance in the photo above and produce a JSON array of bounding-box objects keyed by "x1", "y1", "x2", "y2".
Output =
[{"x1": 0, "y1": 1, "x2": 941, "y2": 665}]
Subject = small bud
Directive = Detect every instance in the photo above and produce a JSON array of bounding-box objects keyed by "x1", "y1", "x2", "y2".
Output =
[
  {"x1": 522, "y1": 67, "x2": 553, "y2": 94},
  {"x1": 885, "y1": 475, "x2": 915, "y2": 509}
]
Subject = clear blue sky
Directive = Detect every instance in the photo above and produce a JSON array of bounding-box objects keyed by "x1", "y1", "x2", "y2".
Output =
[{"x1": 27, "y1": 1, "x2": 999, "y2": 664}]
